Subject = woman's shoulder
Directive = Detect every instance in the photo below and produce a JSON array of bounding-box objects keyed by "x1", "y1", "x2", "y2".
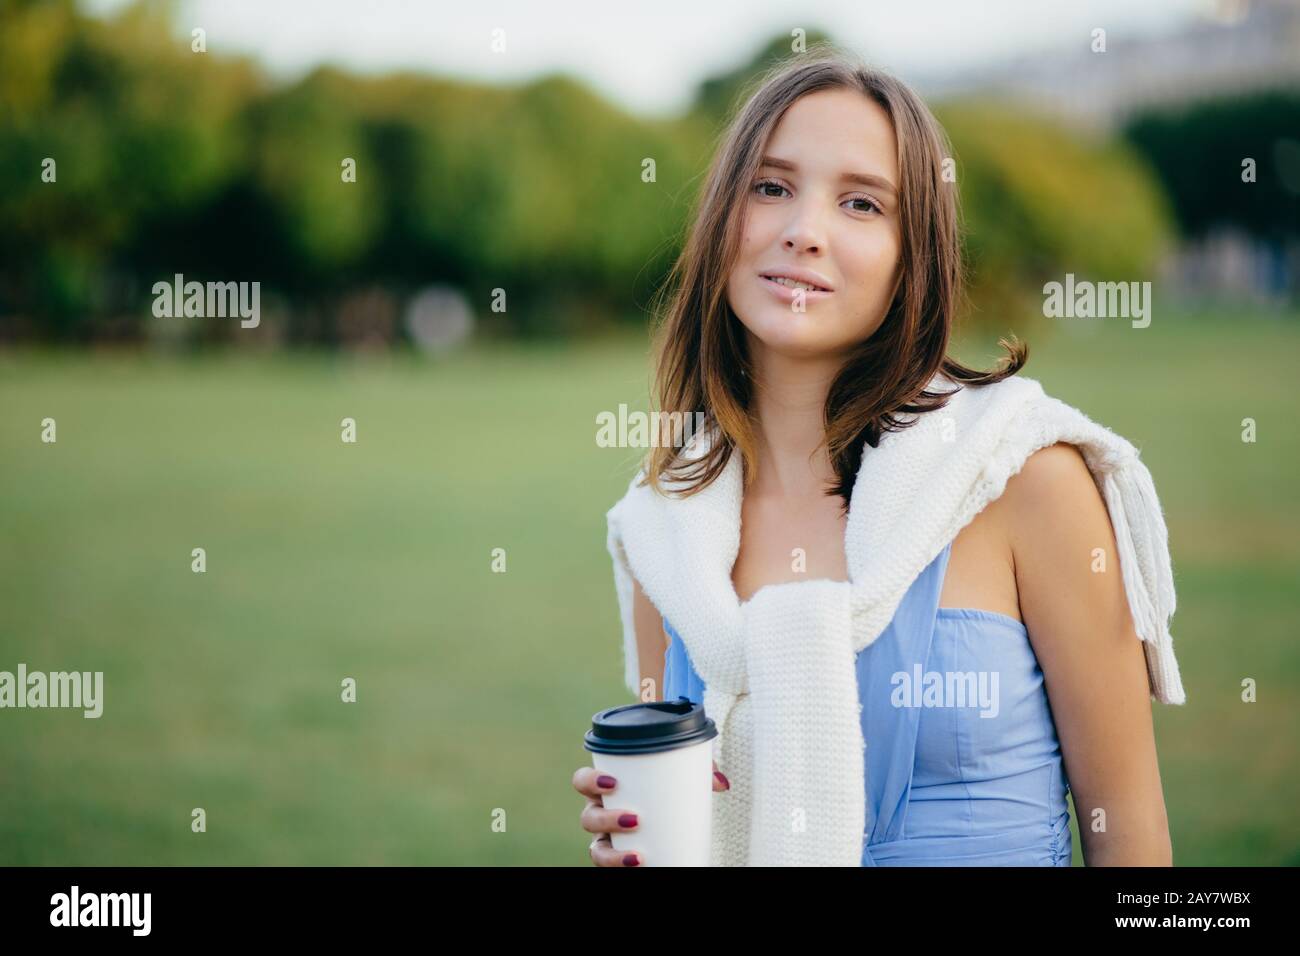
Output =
[
  {"x1": 959, "y1": 375, "x2": 1125, "y2": 559},
  {"x1": 1000, "y1": 439, "x2": 1112, "y2": 558},
  {"x1": 1004, "y1": 440, "x2": 1097, "y2": 509}
]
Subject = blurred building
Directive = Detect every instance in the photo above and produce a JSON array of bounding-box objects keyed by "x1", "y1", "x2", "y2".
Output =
[
  {"x1": 918, "y1": 0, "x2": 1300, "y2": 308},
  {"x1": 917, "y1": 0, "x2": 1300, "y2": 134}
]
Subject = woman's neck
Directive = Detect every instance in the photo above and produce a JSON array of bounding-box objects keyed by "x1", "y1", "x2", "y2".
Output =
[{"x1": 747, "y1": 346, "x2": 842, "y2": 498}]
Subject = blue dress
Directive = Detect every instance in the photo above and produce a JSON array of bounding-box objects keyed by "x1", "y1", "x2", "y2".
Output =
[{"x1": 662, "y1": 540, "x2": 1073, "y2": 866}]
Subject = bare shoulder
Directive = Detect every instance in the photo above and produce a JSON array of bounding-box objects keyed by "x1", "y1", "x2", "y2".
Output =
[
  {"x1": 944, "y1": 442, "x2": 1103, "y2": 620},
  {"x1": 971, "y1": 441, "x2": 1103, "y2": 561},
  {"x1": 1001, "y1": 440, "x2": 1140, "y2": 648},
  {"x1": 1002, "y1": 441, "x2": 1099, "y2": 517},
  {"x1": 996, "y1": 441, "x2": 1113, "y2": 551}
]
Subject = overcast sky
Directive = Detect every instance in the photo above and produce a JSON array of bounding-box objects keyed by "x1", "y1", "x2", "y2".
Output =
[{"x1": 86, "y1": 0, "x2": 1216, "y2": 117}]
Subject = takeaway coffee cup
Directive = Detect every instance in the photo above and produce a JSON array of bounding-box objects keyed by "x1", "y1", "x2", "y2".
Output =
[{"x1": 584, "y1": 697, "x2": 718, "y2": 867}]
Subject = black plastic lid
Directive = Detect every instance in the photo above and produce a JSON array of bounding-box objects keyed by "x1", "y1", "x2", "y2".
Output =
[{"x1": 583, "y1": 697, "x2": 718, "y2": 755}]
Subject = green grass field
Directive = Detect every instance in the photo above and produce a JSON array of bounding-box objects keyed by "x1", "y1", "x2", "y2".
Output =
[{"x1": 1, "y1": 310, "x2": 1297, "y2": 865}]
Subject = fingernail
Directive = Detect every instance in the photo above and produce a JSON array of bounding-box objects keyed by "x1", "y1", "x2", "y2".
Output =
[
  {"x1": 597, "y1": 775, "x2": 617, "y2": 789},
  {"x1": 715, "y1": 770, "x2": 730, "y2": 790},
  {"x1": 623, "y1": 853, "x2": 640, "y2": 866},
  {"x1": 618, "y1": 813, "x2": 638, "y2": 828}
]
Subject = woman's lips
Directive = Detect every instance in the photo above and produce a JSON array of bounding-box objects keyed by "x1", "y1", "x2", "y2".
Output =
[{"x1": 760, "y1": 275, "x2": 834, "y2": 304}]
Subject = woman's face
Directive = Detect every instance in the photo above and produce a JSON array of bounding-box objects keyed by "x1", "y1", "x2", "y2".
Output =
[{"x1": 726, "y1": 88, "x2": 903, "y2": 362}]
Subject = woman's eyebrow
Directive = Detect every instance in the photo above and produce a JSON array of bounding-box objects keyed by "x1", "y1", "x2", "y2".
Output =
[{"x1": 759, "y1": 155, "x2": 897, "y2": 196}]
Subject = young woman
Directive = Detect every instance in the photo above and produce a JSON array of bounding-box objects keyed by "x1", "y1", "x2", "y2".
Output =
[{"x1": 573, "y1": 49, "x2": 1180, "y2": 866}]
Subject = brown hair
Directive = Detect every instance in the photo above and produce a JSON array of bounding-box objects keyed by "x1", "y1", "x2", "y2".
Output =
[{"x1": 641, "y1": 44, "x2": 1027, "y2": 512}]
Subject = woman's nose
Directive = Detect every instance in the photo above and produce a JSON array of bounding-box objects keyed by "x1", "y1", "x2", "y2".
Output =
[{"x1": 781, "y1": 205, "x2": 825, "y2": 254}]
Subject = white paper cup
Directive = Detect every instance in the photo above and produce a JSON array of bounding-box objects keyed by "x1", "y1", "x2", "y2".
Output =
[{"x1": 584, "y1": 697, "x2": 718, "y2": 867}]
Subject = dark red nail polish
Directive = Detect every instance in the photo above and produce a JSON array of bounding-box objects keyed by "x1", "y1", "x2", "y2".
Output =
[
  {"x1": 623, "y1": 853, "x2": 640, "y2": 866},
  {"x1": 597, "y1": 775, "x2": 616, "y2": 789},
  {"x1": 715, "y1": 770, "x2": 731, "y2": 789},
  {"x1": 618, "y1": 813, "x2": 638, "y2": 828}
]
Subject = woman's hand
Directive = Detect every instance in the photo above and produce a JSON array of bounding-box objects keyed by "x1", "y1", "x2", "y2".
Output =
[{"x1": 573, "y1": 761, "x2": 730, "y2": 866}]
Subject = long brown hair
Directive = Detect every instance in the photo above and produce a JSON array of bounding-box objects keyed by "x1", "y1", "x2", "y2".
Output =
[{"x1": 641, "y1": 44, "x2": 1027, "y2": 511}]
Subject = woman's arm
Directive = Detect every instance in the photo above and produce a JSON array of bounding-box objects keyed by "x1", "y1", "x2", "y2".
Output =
[
  {"x1": 1003, "y1": 441, "x2": 1174, "y2": 866},
  {"x1": 632, "y1": 574, "x2": 669, "y2": 703}
]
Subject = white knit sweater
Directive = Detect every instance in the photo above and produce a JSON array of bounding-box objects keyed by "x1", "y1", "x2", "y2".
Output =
[{"x1": 605, "y1": 370, "x2": 1186, "y2": 867}]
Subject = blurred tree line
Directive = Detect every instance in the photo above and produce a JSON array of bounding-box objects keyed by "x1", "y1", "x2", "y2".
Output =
[
  {"x1": 1123, "y1": 89, "x2": 1300, "y2": 245},
  {"x1": 0, "y1": 0, "x2": 705, "y2": 343},
  {"x1": 3, "y1": 1, "x2": 1279, "y2": 347}
]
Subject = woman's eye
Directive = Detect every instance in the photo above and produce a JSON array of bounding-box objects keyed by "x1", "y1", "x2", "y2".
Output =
[
  {"x1": 846, "y1": 196, "x2": 883, "y2": 215},
  {"x1": 752, "y1": 179, "x2": 882, "y2": 214}
]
